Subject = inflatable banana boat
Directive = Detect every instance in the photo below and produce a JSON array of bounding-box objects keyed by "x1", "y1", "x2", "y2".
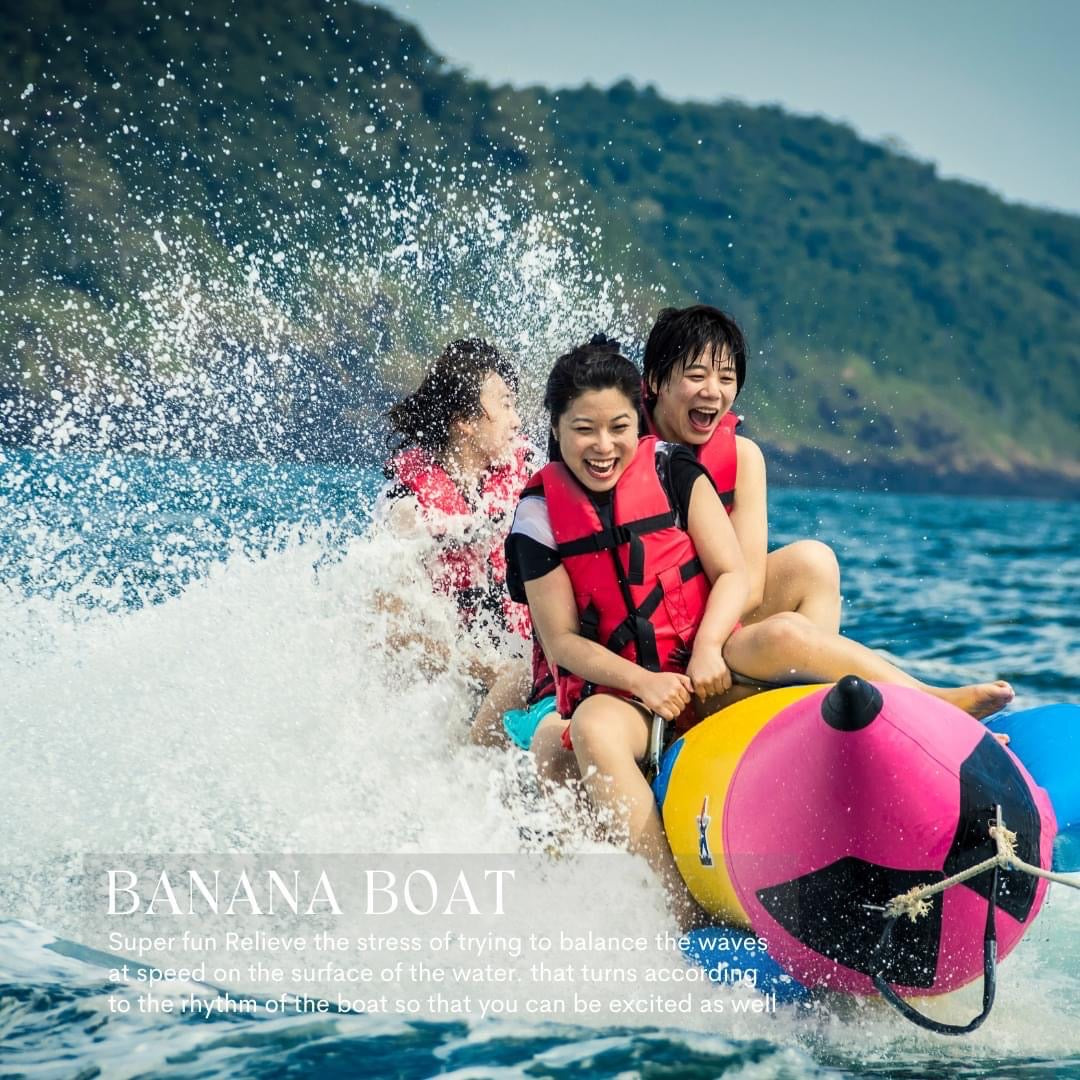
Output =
[{"x1": 655, "y1": 677, "x2": 1079, "y2": 1031}]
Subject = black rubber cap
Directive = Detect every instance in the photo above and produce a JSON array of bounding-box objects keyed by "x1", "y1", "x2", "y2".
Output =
[{"x1": 821, "y1": 675, "x2": 884, "y2": 731}]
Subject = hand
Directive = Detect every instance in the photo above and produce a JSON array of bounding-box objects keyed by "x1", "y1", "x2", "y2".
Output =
[
  {"x1": 686, "y1": 646, "x2": 732, "y2": 701},
  {"x1": 635, "y1": 671, "x2": 693, "y2": 721}
]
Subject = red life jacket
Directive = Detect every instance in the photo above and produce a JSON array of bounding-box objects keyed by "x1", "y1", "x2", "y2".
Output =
[
  {"x1": 524, "y1": 436, "x2": 711, "y2": 717},
  {"x1": 388, "y1": 443, "x2": 531, "y2": 639},
  {"x1": 641, "y1": 400, "x2": 739, "y2": 513}
]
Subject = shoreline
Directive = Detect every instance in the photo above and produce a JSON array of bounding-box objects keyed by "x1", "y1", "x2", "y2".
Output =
[{"x1": 761, "y1": 442, "x2": 1080, "y2": 501}]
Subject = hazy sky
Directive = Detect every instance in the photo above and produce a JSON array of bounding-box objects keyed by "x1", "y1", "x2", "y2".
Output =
[{"x1": 376, "y1": 0, "x2": 1080, "y2": 216}]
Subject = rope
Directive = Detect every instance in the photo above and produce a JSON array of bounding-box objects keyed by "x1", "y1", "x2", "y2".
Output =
[
  {"x1": 883, "y1": 806, "x2": 1080, "y2": 924},
  {"x1": 871, "y1": 806, "x2": 1078, "y2": 1035}
]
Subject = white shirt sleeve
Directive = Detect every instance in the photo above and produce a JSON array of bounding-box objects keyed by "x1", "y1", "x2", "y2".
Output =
[{"x1": 508, "y1": 493, "x2": 555, "y2": 551}]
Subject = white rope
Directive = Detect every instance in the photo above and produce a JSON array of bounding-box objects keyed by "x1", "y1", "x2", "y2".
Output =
[{"x1": 884, "y1": 806, "x2": 1080, "y2": 923}]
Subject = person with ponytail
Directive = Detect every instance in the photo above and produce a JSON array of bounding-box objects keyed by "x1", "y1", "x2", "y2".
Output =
[
  {"x1": 506, "y1": 335, "x2": 747, "y2": 924},
  {"x1": 378, "y1": 338, "x2": 554, "y2": 746}
]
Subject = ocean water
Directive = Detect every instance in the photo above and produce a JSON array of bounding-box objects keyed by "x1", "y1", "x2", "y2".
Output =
[
  {"x1": 1, "y1": 445, "x2": 1078, "y2": 1078},
  {"x1": 6, "y1": 7, "x2": 1077, "y2": 1071}
]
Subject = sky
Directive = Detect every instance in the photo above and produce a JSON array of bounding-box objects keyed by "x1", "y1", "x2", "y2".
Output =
[{"x1": 376, "y1": 0, "x2": 1080, "y2": 217}]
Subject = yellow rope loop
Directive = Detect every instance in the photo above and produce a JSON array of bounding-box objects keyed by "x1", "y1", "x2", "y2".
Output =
[{"x1": 885, "y1": 887, "x2": 933, "y2": 922}]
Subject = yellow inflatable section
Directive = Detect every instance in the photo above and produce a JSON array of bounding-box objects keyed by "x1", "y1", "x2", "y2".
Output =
[{"x1": 659, "y1": 684, "x2": 825, "y2": 924}]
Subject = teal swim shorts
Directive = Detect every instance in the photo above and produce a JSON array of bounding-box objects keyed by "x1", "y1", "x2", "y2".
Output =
[{"x1": 502, "y1": 695, "x2": 558, "y2": 750}]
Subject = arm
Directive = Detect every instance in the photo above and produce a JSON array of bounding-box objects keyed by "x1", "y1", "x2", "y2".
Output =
[
  {"x1": 685, "y1": 473, "x2": 751, "y2": 699},
  {"x1": 372, "y1": 494, "x2": 498, "y2": 684},
  {"x1": 727, "y1": 434, "x2": 768, "y2": 614},
  {"x1": 524, "y1": 566, "x2": 693, "y2": 721},
  {"x1": 375, "y1": 589, "x2": 474, "y2": 678}
]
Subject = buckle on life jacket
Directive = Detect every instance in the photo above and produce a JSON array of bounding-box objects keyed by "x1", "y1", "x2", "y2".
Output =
[
  {"x1": 556, "y1": 511, "x2": 677, "y2": 558},
  {"x1": 579, "y1": 601, "x2": 601, "y2": 643}
]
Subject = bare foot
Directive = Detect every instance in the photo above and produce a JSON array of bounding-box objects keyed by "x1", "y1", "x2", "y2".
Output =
[{"x1": 931, "y1": 680, "x2": 1014, "y2": 720}]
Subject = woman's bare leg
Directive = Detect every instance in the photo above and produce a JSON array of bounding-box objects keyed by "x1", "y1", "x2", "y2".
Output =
[
  {"x1": 723, "y1": 611, "x2": 1013, "y2": 719},
  {"x1": 569, "y1": 696, "x2": 705, "y2": 928},
  {"x1": 746, "y1": 540, "x2": 842, "y2": 634},
  {"x1": 469, "y1": 659, "x2": 530, "y2": 747}
]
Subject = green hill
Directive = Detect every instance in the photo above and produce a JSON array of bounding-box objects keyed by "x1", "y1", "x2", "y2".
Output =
[
  {"x1": 548, "y1": 82, "x2": 1080, "y2": 494},
  {"x1": 2, "y1": 0, "x2": 1077, "y2": 495}
]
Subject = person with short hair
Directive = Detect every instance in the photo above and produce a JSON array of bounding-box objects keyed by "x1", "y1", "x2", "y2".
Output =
[
  {"x1": 643, "y1": 304, "x2": 842, "y2": 636},
  {"x1": 508, "y1": 336, "x2": 1013, "y2": 925}
]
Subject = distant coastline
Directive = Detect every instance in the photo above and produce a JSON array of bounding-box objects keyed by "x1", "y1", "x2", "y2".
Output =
[
  {"x1": 4, "y1": 426, "x2": 1076, "y2": 500},
  {"x1": 3, "y1": 0, "x2": 1077, "y2": 499},
  {"x1": 760, "y1": 441, "x2": 1080, "y2": 500}
]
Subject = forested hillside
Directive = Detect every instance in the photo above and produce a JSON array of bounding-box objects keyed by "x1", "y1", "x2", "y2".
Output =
[{"x1": 2, "y1": 0, "x2": 1077, "y2": 494}]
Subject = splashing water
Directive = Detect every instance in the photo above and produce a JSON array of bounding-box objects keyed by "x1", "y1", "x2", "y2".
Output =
[
  {"x1": 0, "y1": 5, "x2": 654, "y2": 978},
  {"x1": 2, "y1": 5, "x2": 1079, "y2": 1075},
  {"x1": 2, "y1": 0, "x2": 653, "y2": 463}
]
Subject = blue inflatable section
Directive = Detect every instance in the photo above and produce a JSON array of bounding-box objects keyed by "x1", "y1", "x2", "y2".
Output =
[
  {"x1": 682, "y1": 927, "x2": 811, "y2": 1005},
  {"x1": 652, "y1": 737, "x2": 683, "y2": 806},
  {"x1": 987, "y1": 703, "x2": 1080, "y2": 872}
]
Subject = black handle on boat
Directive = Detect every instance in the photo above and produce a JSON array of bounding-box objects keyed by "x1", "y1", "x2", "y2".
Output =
[{"x1": 871, "y1": 865, "x2": 999, "y2": 1036}]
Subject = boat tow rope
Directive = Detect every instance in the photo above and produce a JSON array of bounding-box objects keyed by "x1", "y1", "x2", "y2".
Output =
[{"x1": 869, "y1": 805, "x2": 1080, "y2": 1035}]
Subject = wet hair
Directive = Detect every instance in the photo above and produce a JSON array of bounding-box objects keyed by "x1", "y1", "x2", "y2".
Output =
[
  {"x1": 543, "y1": 334, "x2": 641, "y2": 462},
  {"x1": 641, "y1": 304, "x2": 747, "y2": 405},
  {"x1": 388, "y1": 338, "x2": 516, "y2": 458}
]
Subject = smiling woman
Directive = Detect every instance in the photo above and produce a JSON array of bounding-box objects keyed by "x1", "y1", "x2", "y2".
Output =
[
  {"x1": 374, "y1": 339, "x2": 546, "y2": 746},
  {"x1": 554, "y1": 385, "x2": 638, "y2": 486},
  {"x1": 642, "y1": 304, "x2": 843, "y2": 634},
  {"x1": 505, "y1": 337, "x2": 750, "y2": 925}
]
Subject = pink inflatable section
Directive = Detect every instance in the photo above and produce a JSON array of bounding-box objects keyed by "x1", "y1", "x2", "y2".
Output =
[{"x1": 723, "y1": 681, "x2": 1056, "y2": 996}]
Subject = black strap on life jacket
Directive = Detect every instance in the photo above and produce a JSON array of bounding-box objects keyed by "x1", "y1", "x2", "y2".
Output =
[
  {"x1": 552, "y1": 460, "x2": 696, "y2": 674},
  {"x1": 454, "y1": 557, "x2": 506, "y2": 638},
  {"x1": 555, "y1": 510, "x2": 677, "y2": 588},
  {"x1": 607, "y1": 540, "x2": 659, "y2": 670},
  {"x1": 578, "y1": 600, "x2": 602, "y2": 643},
  {"x1": 603, "y1": 556, "x2": 704, "y2": 670}
]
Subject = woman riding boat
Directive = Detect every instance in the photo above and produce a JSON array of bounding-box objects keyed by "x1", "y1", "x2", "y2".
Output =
[
  {"x1": 377, "y1": 338, "x2": 550, "y2": 744},
  {"x1": 641, "y1": 303, "x2": 1013, "y2": 720},
  {"x1": 643, "y1": 303, "x2": 842, "y2": 634}
]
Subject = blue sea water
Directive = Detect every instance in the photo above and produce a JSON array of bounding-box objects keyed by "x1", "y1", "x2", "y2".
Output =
[{"x1": 1, "y1": 446, "x2": 1078, "y2": 1078}]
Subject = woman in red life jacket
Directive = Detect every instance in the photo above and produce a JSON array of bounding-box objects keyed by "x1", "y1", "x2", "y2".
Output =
[
  {"x1": 378, "y1": 338, "x2": 551, "y2": 746},
  {"x1": 643, "y1": 304, "x2": 843, "y2": 635},
  {"x1": 507, "y1": 337, "x2": 751, "y2": 925},
  {"x1": 641, "y1": 304, "x2": 1013, "y2": 720}
]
